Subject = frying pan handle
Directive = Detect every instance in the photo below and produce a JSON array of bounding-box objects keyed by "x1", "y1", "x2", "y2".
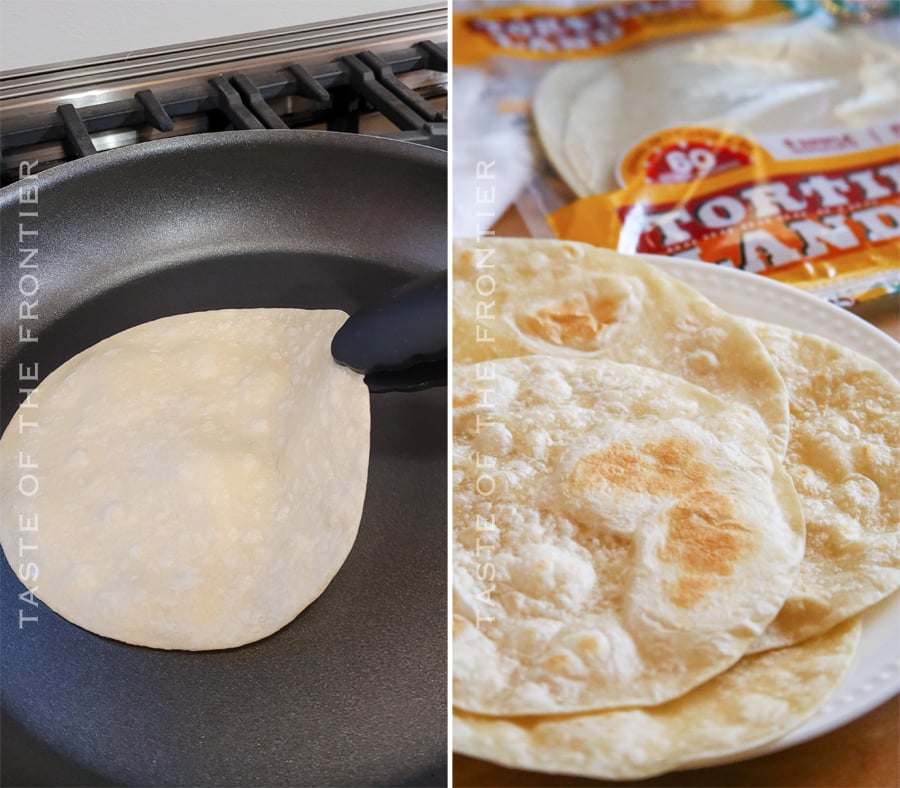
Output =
[{"x1": 332, "y1": 270, "x2": 447, "y2": 384}]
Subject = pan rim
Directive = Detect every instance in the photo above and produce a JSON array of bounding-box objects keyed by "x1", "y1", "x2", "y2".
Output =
[{"x1": 0, "y1": 128, "x2": 446, "y2": 208}]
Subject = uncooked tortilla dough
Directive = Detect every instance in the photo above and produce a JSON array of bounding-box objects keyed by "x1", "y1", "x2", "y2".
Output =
[
  {"x1": 454, "y1": 618, "x2": 860, "y2": 781},
  {"x1": 0, "y1": 309, "x2": 370, "y2": 650}
]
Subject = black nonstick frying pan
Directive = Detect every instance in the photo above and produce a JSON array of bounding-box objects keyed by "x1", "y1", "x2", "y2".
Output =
[{"x1": 0, "y1": 130, "x2": 447, "y2": 786}]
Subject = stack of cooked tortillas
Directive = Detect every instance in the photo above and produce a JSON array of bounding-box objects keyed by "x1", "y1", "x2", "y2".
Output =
[{"x1": 452, "y1": 238, "x2": 899, "y2": 779}]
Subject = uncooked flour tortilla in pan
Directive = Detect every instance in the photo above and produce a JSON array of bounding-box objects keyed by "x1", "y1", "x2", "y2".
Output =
[
  {"x1": 0, "y1": 309, "x2": 370, "y2": 650},
  {"x1": 453, "y1": 238, "x2": 790, "y2": 457},
  {"x1": 748, "y1": 321, "x2": 900, "y2": 652},
  {"x1": 454, "y1": 618, "x2": 861, "y2": 781},
  {"x1": 453, "y1": 357, "x2": 804, "y2": 716}
]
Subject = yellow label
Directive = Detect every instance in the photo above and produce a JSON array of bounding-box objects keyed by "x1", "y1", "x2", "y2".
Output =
[
  {"x1": 549, "y1": 125, "x2": 900, "y2": 302},
  {"x1": 453, "y1": 1, "x2": 789, "y2": 66},
  {"x1": 617, "y1": 127, "x2": 758, "y2": 187}
]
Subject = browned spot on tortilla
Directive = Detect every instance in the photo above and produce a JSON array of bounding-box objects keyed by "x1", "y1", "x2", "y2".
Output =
[
  {"x1": 457, "y1": 249, "x2": 476, "y2": 269},
  {"x1": 572, "y1": 437, "x2": 709, "y2": 496},
  {"x1": 577, "y1": 635, "x2": 601, "y2": 655},
  {"x1": 569, "y1": 438, "x2": 751, "y2": 607},
  {"x1": 670, "y1": 575, "x2": 715, "y2": 608},
  {"x1": 523, "y1": 295, "x2": 623, "y2": 349},
  {"x1": 660, "y1": 491, "x2": 750, "y2": 607},
  {"x1": 574, "y1": 446, "x2": 643, "y2": 492},
  {"x1": 653, "y1": 437, "x2": 697, "y2": 472},
  {"x1": 453, "y1": 392, "x2": 478, "y2": 408},
  {"x1": 544, "y1": 653, "x2": 574, "y2": 673}
]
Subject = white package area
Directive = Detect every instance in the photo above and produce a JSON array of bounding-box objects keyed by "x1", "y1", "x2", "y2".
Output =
[{"x1": 453, "y1": 67, "x2": 535, "y2": 238}]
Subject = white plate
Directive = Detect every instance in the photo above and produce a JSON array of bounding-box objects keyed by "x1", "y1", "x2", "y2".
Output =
[{"x1": 642, "y1": 255, "x2": 900, "y2": 765}]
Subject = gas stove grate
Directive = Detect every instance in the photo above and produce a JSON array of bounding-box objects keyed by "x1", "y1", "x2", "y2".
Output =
[{"x1": 0, "y1": 39, "x2": 447, "y2": 184}]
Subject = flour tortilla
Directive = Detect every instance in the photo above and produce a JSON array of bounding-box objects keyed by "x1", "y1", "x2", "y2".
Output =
[
  {"x1": 454, "y1": 618, "x2": 860, "y2": 781},
  {"x1": 454, "y1": 237, "x2": 790, "y2": 456},
  {"x1": 533, "y1": 60, "x2": 595, "y2": 196},
  {"x1": 749, "y1": 321, "x2": 900, "y2": 653},
  {"x1": 453, "y1": 356, "x2": 804, "y2": 715},
  {"x1": 0, "y1": 309, "x2": 370, "y2": 650},
  {"x1": 546, "y1": 22, "x2": 900, "y2": 196}
]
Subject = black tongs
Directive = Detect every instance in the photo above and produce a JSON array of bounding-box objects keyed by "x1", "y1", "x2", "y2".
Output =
[{"x1": 331, "y1": 271, "x2": 447, "y2": 393}]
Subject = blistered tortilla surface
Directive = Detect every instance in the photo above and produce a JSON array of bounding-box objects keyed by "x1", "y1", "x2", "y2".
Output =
[
  {"x1": 454, "y1": 237, "x2": 790, "y2": 456},
  {"x1": 749, "y1": 321, "x2": 900, "y2": 652},
  {"x1": 454, "y1": 618, "x2": 860, "y2": 780},
  {"x1": 0, "y1": 309, "x2": 370, "y2": 650},
  {"x1": 453, "y1": 356, "x2": 803, "y2": 715}
]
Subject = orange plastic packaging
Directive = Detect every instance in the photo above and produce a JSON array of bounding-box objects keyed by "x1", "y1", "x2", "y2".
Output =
[
  {"x1": 453, "y1": 1, "x2": 900, "y2": 306},
  {"x1": 550, "y1": 124, "x2": 900, "y2": 304},
  {"x1": 454, "y1": 1, "x2": 788, "y2": 65}
]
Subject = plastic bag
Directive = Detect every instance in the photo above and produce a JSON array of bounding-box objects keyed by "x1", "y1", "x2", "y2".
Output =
[{"x1": 452, "y1": 0, "x2": 900, "y2": 306}]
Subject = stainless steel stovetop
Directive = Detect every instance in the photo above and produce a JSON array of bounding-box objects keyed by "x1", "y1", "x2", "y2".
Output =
[{"x1": 0, "y1": 3, "x2": 447, "y2": 184}]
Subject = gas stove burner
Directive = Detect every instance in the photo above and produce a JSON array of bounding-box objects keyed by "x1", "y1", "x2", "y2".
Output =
[{"x1": 0, "y1": 5, "x2": 447, "y2": 185}]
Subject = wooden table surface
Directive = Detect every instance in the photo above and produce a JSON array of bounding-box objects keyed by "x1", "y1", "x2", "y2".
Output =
[{"x1": 453, "y1": 207, "x2": 900, "y2": 788}]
